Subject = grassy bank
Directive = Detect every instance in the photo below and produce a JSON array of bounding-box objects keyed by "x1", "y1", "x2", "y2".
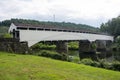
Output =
[{"x1": 0, "y1": 52, "x2": 120, "y2": 80}]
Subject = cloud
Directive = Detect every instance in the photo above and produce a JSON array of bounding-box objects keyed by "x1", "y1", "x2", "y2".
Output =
[{"x1": 0, "y1": 0, "x2": 120, "y2": 27}]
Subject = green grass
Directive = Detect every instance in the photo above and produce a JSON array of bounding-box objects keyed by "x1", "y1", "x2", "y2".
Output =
[{"x1": 0, "y1": 52, "x2": 120, "y2": 80}]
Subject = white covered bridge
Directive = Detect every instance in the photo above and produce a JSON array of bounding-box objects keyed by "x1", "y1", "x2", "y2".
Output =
[{"x1": 9, "y1": 23, "x2": 113, "y2": 47}]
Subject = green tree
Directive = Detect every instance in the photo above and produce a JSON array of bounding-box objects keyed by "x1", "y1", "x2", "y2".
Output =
[
  {"x1": 115, "y1": 36, "x2": 120, "y2": 47},
  {"x1": 100, "y1": 16, "x2": 120, "y2": 37}
]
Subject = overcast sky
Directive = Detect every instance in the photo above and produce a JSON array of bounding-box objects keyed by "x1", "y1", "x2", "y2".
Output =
[{"x1": 0, "y1": 0, "x2": 120, "y2": 27}]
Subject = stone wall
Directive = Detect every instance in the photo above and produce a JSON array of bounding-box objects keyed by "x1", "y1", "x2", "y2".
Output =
[{"x1": 0, "y1": 38, "x2": 29, "y2": 54}]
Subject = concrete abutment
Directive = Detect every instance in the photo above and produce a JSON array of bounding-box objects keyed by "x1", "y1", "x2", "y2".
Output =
[{"x1": 0, "y1": 38, "x2": 29, "y2": 54}]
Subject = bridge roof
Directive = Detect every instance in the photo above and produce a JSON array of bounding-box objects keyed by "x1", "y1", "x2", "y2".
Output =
[
  {"x1": 14, "y1": 23, "x2": 55, "y2": 29},
  {"x1": 14, "y1": 23, "x2": 84, "y2": 31},
  {"x1": 13, "y1": 23, "x2": 107, "y2": 35}
]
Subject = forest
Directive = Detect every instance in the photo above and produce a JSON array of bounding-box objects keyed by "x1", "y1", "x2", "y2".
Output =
[{"x1": 100, "y1": 16, "x2": 120, "y2": 38}]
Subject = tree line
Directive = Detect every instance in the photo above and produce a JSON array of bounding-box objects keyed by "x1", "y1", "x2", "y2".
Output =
[
  {"x1": 100, "y1": 16, "x2": 120, "y2": 38},
  {"x1": 0, "y1": 18, "x2": 99, "y2": 32}
]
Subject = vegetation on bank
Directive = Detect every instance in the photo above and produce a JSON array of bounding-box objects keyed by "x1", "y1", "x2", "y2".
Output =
[
  {"x1": 31, "y1": 49, "x2": 120, "y2": 71},
  {"x1": 31, "y1": 41, "x2": 79, "y2": 50},
  {"x1": 0, "y1": 52, "x2": 120, "y2": 80},
  {"x1": 80, "y1": 58, "x2": 120, "y2": 71},
  {"x1": 0, "y1": 26, "x2": 9, "y2": 37}
]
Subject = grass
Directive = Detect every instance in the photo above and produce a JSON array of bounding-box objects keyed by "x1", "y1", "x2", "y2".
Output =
[{"x1": 0, "y1": 52, "x2": 120, "y2": 80}]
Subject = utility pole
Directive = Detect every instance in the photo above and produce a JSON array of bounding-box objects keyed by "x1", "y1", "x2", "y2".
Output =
[
  {"x1": 53, "y1": 14, "x2": 55, "y2": 22},
  {"x1": 53, "y1": 14, "x2": 55, "y2": 27}
]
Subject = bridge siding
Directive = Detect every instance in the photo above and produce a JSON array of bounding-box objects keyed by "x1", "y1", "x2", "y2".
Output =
[{"x1": 19, "y1": 30, "x2": 113, "y2": 47}]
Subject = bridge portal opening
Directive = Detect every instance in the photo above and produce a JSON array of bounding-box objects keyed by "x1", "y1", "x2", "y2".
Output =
[{"x1": 13, "y1": 29, "x2": 19, "y2": 39}]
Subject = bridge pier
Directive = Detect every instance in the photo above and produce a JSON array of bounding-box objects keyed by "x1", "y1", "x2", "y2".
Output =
[
  {"x1": 79, "y1": 40, "x2": 97, "y2": 60},
  {"x1": 95, "y1": 40, "x2": 113, "y2": 59},
  {"x1": 56, "y1": 41, "x2": 68, "y2": 60},
  {"x1": 56, "y1": 41, "x2": 68, "y2": 54},
  {"x1": 79, "y1": 40, "x2": 113, "y2": 60}
]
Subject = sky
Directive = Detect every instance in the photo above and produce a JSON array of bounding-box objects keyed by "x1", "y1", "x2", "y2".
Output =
[{"x1": 0, "y1": 0, "x2": 120, "y2": 27}]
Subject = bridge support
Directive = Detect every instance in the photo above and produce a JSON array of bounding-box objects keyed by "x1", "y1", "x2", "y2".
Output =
[
  {"x1": 95, "y1": 40, "x2": 113, "y2": 59},
  {"x1": 56, "y1": 41, "x2": 68, "y2": 54},
  {"x1": 79, "y1": 40, "x2": 97, "y2": 60},
  {"x1": 79, "y1": 40, "x2": 113, "y2": 60},
  {"x1": 56, "y1": 41, "x2": 68, "y2": 60}
]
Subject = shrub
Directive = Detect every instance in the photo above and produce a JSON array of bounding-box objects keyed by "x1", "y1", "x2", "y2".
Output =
[
  {"x1": 112, "y1": 61, "x2": 120, "y2": 71},
  {"x1": 98, "y1": 59, "x2": 106, "y2": 68},
  {"x1": 2, "y1": 33, "x2": 12, "y2": 38},
  {"x1": 91, "y1": 61, "x2": 100, "y2": 67},
  {"x1": 80, "y1": 58, "x2": 120, "y2": 71},
  {"x1": 91, "y1": 42, "x2": 97, "y2": 50},
  {"x1": 61, "y1": 53, "x2": 68, "y2": 61},
  {"x1": 68, "y1": 56, "x2": 73, "y2": 62},
  {"x1": 68, "y1": 56, "x2": 80, "y2": 63},
  {"x1": 98, "y1": 59, "x2": 114, "y2": 70},
  {"x1": 80, "y1": 58, "x2": 94, "y2": 66},
  {"x1": 31, "y1": 43, "x2": 56, "y2": 50},
  {"x1": 39, "y1": 51, "x2": 51, "y2": 57},
  {"x1": 51, "y1": 54, "x2": 62, "y2": 60},
  {"x1": 73, "y1": 57, "x2": 80, "y2": 63},
  {"x1": 68, "y1": 42, "x2": 79, "y2": 50},
  {"x1": 80, "y1": 58, "x2": 100, "y2": 67},
  {"x1": 102, "y1": 62, "x2": 113, "y2": 69},
  {"x1": 38, "y1": 50, "x2": 67, "y2": 60}
]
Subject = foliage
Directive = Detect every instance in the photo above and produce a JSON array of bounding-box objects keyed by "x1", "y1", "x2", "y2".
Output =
[
  {"x1": 115, "y1": 36, "x2": 120, "y2": 47},
  {"x1": 100, "y1": 16, "x2": 120, "y2": 37},
  {"x1": 72, "y1": 56, "x2": 80, "y2": 63},
  {"x1": 111, "y1": 36, "x2": 120, "y2": 60},
  {"x1": 80, "y1": 58, "x2": 120, "y2": 71},
  {"x1": 91, "y1": 42, "x2": 97, "y2": 50},
  {"x1": 38, "y1": 50, "x2": 67, "y2": 60},
  {"x1": 0, "y1": 52, "x2": 120, "y2": 80},
  {"x1": 32, "y1": 41, "x2": 79, "y2": 51},
  {"x1": 68, "y1": 56, "x2": 80, "y2": 63},
  {"x1": 1, "y1": 33, "x2": 12, "y2": 38},
  {"x1": 112, "y1": 61, "x2": 120, "y2": 71},
  {"x1": 91, "y1": 61, "x2": 100, "y2": 67},
  {"x1": 0, "y1": 26, "x2": 9, "y2": 37},
  {"x1": 68, "y1": 41, "x2": 79, "y2": 50},
  {"x1": 80, "y1": 59, "x2": 101, "y2": 67},
  {"x1": 80, "y1": 58, "x2": 94, "y2": 66},
  {"x1": 116, "y1": 36, "x2": 120, "y2": 43},
  {"x1": 99, "y1": 60, "x2": 113, "y2": 69},
  {"x1": 38, "y1": 50, "x2": 53, "y2": 57},
  {"x1": 98, "y1": 59, "x2": 107, "y2": 68},
  {"x1": 31, "y1": 43, "x2": 56, "y2": 50}
]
